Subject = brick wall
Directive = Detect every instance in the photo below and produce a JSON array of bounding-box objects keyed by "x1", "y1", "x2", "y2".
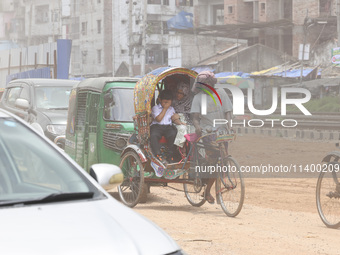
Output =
[
  {"x1": 224, "y1": 0, "x2": 282, "y2": 24},
  {"x1": 292, "y1": 0, "x2": 319, "y2": 25},
  {"x1": 224, "y1": 0, "x2": 253, "y2": 24},
  {"x1": 259, "y1": 0, "x2": 281, "y2": 23}
]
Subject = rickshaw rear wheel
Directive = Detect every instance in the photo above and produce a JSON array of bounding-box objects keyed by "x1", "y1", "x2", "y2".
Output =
[{"x1": 118, "y1": 151, "x2": 145, "y2": 208}]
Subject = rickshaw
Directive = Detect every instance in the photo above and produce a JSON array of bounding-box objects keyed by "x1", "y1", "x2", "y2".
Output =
[{"x1": 118, "y1": 67, "x2": 245, "y2": 217}]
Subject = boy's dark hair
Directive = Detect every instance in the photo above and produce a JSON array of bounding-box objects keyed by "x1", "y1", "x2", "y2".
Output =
[{"x1": 159, "y1": 89, "x2": 173, "y2": 101}]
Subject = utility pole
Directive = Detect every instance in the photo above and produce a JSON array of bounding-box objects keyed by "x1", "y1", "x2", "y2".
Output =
[
  {"x1": 300, "y1": 10, "x2": 310, "y2": 85},
  {"x1": 140, "y1": 0, "x2": 147, "y2": 76},
  {"x1": 128, "y1": 0, "x2": 133, "y2": 77},
  {"x1": 28, "y1": 2, "x2": 33, "y2": 46}
]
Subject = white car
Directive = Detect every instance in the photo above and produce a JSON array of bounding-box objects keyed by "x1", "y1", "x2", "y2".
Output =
[{"x1": 0, "y1": 108, "x2": 185, "y2": 255}]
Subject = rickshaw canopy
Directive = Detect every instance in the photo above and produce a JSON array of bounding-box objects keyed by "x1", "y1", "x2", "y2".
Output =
[{"x1": 134, "y1": 67, "x2": 197, "y2": 114}]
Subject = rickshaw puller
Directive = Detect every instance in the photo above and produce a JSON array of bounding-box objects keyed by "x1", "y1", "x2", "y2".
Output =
[
  {"x1": 150, "y1": 89, "x2": 180, "y2": 164},
  {"x1": 190, "y1": 71, "x2": 233, "y2": 204}
]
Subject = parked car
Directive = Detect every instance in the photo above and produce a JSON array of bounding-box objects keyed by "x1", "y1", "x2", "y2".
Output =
[
  {"x1": 0, "y1": 78, "x2": 79, "y2": 142},
  {"x1": 0, "y1": 108, "x2": 184, "y2": 255},
  {"x1": 63, "y1": 77, "x2": 139, "y2": 172}
]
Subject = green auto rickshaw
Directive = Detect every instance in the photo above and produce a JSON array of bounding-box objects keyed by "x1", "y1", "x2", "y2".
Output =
[{"x1": 64, "y1": 77, "x2": 139, "y2": 172}]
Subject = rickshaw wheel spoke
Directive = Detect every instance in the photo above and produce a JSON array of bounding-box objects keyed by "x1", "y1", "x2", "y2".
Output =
[{"x1": 118, "y1": 151, "x2": 145, "y2": 208}]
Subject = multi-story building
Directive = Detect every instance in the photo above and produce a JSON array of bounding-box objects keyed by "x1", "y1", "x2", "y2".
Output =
[
  {"x1": 113, "y1": 0, "x2": 195, "y2": 76},
  {"x1": 69, "y1": 0, "x2": 113, "y2": 77},
  {"x1": 0, "y1": 0, "x2": 113, "y2": 78},
  {"x1": 195, "y1": 0, "x2": 337, "y2": 61},
  {"x1": 5, "y1": 0, "x2": 334, "y2": 77},
  {"x1": 0, "y1": 0, "x2": 26, "y2": 46}
]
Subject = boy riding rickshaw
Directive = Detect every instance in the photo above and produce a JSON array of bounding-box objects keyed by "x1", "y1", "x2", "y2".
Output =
[{"x1": 118, "y1": 67, "x2": 244, "y2": 217}]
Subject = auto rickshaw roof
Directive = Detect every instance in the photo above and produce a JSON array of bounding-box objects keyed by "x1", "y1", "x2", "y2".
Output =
[
  {"x1": 134, "y1": 67, "x2": 197, "y2": 114},
  {"x1": 75, "y1": 77, "x2": 140, "y2": 92}
]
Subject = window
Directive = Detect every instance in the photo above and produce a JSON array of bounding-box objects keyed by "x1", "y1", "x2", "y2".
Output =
[
  {"x1": 103, "y1": 89, "x2": 135, "y2": 121},
  {"x1": 214, "y1": 5, "x2": 224, "y2": 25},
  {"x1": 19, "y1": 85, "x2": 30, "y2": 101},
  {"x1": 97, "y1": 20, "x2": 101, "y2": 34},
  {"x1": 320, "y1": 0, "x2": 332, "y2": 15},
  {"x1": 163, "y1": 0, "x2": 169, "y2": 5},
  {"x1": 0, "y1": 118, "x2": 91, "y2": 194},
  {"x1": 35, "y1": 87, "x2": 71, "y2": 109},
  {"x1": 147, "y1": 0, "x2": 161, "y2": 4},
  {"x1": 82, "y1": 50, "x2": 88, "y2": 64},
  {"x1": 4, "y1": 87, "x2": 22, "y2": 107},
  {"x1": 147, "y1": 21, "x2": 162, "y2": 34},
  {"x1": 35, "y1": 5, "x2": 49, "y2": 24},
  {"x1": 52, "y1": 10, "x2": 59, "y2": 22},
  {"x1": 162, "y1": 21, "x2": 169, "y2": 34},
  {"x1": 97, "y1": 49, "x2": 102, "y2": 64},
  {"x1": 228, "y1": 6, "x2": 233, "y2": 14},
  {"x1": 81, "y1": 22, "x2": 87, "y2": 35},
  {"x1": 146, "y1": 49, "x2": 168, "y2": 64},
  {"x1": 261, "y1": 3, "x2": 266, "y2": 12},
  {"x1": 97, "y1": 0, "x2": 101, "y2": 3},
  {"x1": 178, "y1": 0, "x2": 193, "y2": 7}
]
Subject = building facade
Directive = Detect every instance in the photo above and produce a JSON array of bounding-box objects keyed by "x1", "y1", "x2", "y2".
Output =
[
  {"x1": 1, "y1": 0, "x2": 337, "y2": 78},
  {"x1": 221, "y1": 0, "x2": 337, "y2": 60}
]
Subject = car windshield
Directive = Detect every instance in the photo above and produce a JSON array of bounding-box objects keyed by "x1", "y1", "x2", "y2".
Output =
[
  {"x1": 35, "y1": 86, "x2": 72, "y2": 109},
  {"x1": 0, "y1": 117, "x2": 98, "y2": 204},
  {"x1": 103, "y1": 88, "x2": 135, "y2": 121}
]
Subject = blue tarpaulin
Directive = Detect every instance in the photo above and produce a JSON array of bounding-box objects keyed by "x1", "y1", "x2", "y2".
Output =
[
  {"x1": 6, "y1": 67, "x2": 51, "y2": 84},
  {"x1": 57, "y1": 39, "x2": 72, "y2": 79},
  {"x1": 167, "y1": 11, "x2": 193, "y2": 30},
  {"x1": 215, "y1": 72, "x2": 250, "y2": 78},
  {"x1": 6, "y1": 39, "x2": 72, "y2": 84},
  {"x1": 191, "y1": 66, "x2": 215, "y2": 73},
  {"x1": 271, "y1": 68, "x2": 321, "y2": 78},
  {"x1": 148, "y1": 66, "x2": 173, "y2": 76},
  {"x1": 69, "y1": 77, "x2": 86, "y2": 81}
]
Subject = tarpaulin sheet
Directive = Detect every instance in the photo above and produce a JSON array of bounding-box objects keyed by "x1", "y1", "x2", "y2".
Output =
[
  {"x1": 57, "y1": 39, "x2": 72, "y2": 79},
  {"x1": 215, "y1": 72, "x2": 250, "y2": 78},
  {"x1": 167, "y1": 11, "x2": 193, "y2": 30},
  {"x1": 6, "y1": 67, "x2": 51, "y2": 84},
  {"x1": 191, "y1": 66, "x2": 215, "y2": 73}
]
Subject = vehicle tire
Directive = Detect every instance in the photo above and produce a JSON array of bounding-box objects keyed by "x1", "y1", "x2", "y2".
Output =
[
  {"x1": 316, "y1": 162, "x2": 340, "y2": 229},
  {"x1": 183, "y1": 169, "x2": 206, "y2": 207},
  {"x1": 216, "y1": 156, "x2": 245, "y2": 217},
  {"x1": 118, "y1": 151, "x2": 145, "y2": 208}
]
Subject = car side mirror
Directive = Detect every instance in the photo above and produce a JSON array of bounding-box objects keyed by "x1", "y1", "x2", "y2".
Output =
[
  {"x1": 90, "y1": 163, "x2": 123, "y2": 191},
  {"x1": 15, "y1": 98, "x2": 29, "y2": 110}
]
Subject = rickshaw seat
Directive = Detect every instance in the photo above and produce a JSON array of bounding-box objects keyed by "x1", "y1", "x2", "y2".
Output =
[
  {"x1": 184, "y1": 133, "x2": 198, "y2": 142},
  {"x1": 159, "y1": 136, "x2": 167, "y2": 144}
]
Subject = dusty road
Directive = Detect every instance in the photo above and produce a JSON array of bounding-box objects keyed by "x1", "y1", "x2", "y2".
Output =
[{"x1": 131, "y1": 134, "x2": 340, "y2": 255}]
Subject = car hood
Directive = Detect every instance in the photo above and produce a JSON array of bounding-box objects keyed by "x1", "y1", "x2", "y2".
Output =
[
  {"x1": 39, "y1": 109, "x2": 68, "y2": 125},
  {"x1": 0, "y1": 198, "x2": 179, "y2": 255}
]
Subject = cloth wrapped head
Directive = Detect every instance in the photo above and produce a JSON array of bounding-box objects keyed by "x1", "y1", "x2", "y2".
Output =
[{"x1": 192, "y1": 71, "x2": 217, "y2": 93}]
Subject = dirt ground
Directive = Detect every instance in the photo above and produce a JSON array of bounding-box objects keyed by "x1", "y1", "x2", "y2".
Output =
[{"x1": 130, "y1": 134, "x2": 340, "y2": 255}]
